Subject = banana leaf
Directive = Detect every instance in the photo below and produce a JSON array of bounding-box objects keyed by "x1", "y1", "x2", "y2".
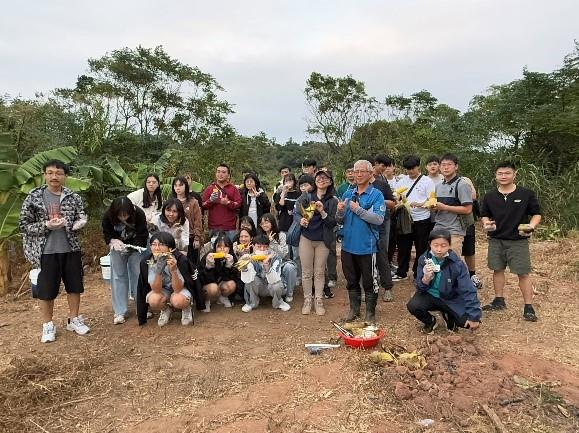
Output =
[
  {"x1": 15, "y1": 146, "x2": 78, "y2": 184},
  {"x1": 0, "y1": 194, "x2": 23, "y2": 244},
  {"x1": 106, "y1": 156, "x2": 136, "y2": 188}
]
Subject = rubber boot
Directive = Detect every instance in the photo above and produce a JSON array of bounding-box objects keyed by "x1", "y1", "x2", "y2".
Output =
[
  {"x1": 344, "y1": 290, "x2": 361, "y2": 322},
  {"x1": 364, "y1": 289, "x2": 378, "y2": 324}
]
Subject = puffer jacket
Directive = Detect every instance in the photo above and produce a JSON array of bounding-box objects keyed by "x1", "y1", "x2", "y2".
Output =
[{"x1": 19, "y1": 185, "x2": 87, "y2": 268}]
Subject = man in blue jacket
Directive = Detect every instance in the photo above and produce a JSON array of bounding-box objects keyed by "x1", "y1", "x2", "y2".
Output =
[
  {"x1": 407, "y1": 229, "x2": 481, "y2": 333},
  {"x1": 336, "y1": 160, "x2": 385, "y2": 323}
]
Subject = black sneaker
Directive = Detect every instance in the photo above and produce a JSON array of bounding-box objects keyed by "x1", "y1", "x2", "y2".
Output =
[
  {"x1": 482, "y1": 298, "x2": 506, "y2": 311},
  {"x1": 441, "y1": 312, "x2": 458, "y2": 332},
  {"x1": 523, "y1": 305, "x2": 538, "y2": 322},
  {"x1": 422, "y1": 317, "x2": 438, "y2": 334},
  {"x1": 323, "y1": 287, "x2": 334, "y2": 299}
]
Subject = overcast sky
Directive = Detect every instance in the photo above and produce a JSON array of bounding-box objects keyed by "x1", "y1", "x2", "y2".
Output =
[{"x1": 1, "y1": 1, "x2": 577, "y2": 142}]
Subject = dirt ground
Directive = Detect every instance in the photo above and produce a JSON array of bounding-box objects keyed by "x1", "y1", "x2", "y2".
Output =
[{"x1": 1, "y1": 235, "x2": 578, "y2": 433}]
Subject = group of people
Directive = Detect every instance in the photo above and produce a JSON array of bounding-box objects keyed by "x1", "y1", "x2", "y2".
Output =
[{"x1": 19, "y1": 154, "x2": 541, "y2": 343}]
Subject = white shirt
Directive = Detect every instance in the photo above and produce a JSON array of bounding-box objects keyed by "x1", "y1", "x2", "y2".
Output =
[
  {"x1": 397, "y1": 174, "x2": 435, "y2": 221},
  {"x1": 127, "y1": 188, "x2": 160, "y2": 224}
]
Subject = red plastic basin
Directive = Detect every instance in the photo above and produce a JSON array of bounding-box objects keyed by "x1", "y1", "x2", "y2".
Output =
[{"x1": 340, "y1": 329, "x2": 385, "y2": 349}]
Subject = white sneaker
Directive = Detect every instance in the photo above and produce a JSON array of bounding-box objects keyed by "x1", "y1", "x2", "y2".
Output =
[
  {"x1": 241, "y1": 304, "x2": 253, "y2": 313},
  {"x1": 66, "y1": 316, "x2": 90, "y2": 335},
  {"x1": 146, "y1": 311, "x2": 154, "y2": 319},
  {"x1": 218, "y1": 295, "x2": 233, "y2": 308},
  {"x1": 158, "y1": 307, "x2": 172, "y2": 327},
  {"x1": 327, "y1": 280, "x2": 336, "y2": 288},
  {"x1": 278, "y1": 300, "x2": 291, "y2": 312},
  {"x1": 181, "y1": 307, "x2": 193, "y2": 326},
  {"x1": 285, "y1": 296, "x2": 293, "y2": 303},
  {"x1": 113, "y1": 314, "x2": 125, "y2": 325},
  {"x1": 202, "y1": 300, "x2": 211, "y2": 313},
  {"x1": 41, "y1": 321, "x2": 56, "y2": 343}
]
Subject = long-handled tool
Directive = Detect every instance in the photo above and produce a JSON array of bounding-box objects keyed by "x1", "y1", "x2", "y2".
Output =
[{"x1": 330, "y1": 321, "x2": 354, "y2": 338}]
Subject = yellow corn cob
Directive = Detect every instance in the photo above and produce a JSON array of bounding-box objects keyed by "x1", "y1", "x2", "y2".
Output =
[
  {"x1": 422, "y1": 192, "x2": 437, "y2": 209},
  {"x1": 213, "y1": 252, "x2": 226, "y2": 259},
  {"x1": 251, "y1": 254, "x2": 267, "y2": 261}
]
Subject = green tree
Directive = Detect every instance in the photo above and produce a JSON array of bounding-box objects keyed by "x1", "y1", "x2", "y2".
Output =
[{"x1": 305, "y1": 72, "x2": 381, "y2": 159}]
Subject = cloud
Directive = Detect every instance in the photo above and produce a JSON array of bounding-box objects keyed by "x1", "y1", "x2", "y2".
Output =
[{"x1": 1, "y1": 0, "x2": 577, "y2": 142}]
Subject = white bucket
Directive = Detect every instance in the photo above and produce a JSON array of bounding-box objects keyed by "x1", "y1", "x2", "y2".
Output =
[
  {"x1": 100, "y1": 255, "x2": 111, "y2": 281},
  {"x1": 30, "y1": 268, "x2": 41, "y2": 298}
]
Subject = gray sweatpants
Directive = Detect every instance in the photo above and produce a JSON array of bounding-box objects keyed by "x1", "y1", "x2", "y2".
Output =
[{"x1": 245, "y1": 277, "x2": 284, "y2": 309}]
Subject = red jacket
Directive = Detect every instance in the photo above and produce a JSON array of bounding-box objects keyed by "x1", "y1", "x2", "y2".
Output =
[{"x1": 201, "y1": 182, "x2": 242, "y2": 231}]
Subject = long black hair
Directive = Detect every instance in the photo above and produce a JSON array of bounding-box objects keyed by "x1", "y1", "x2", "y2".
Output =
[
  {"x1": 243, "y1": 172, "x2": 262, "y2": 191},
  {"x1": 160, "y1": 198, "x2": 186, "y2": 226},
  {"x1": 142, "y1": 174, "x2": 162, "y2": 210},
  {"x1": 171, "y1": 176, "x2": 194, "y2": 200},
  {"x1": 258, "y1": 213, "x2": 279, "y2": 242},
  {"x1": 105, "y1": 197, "x2": 136, "y2": 226}
]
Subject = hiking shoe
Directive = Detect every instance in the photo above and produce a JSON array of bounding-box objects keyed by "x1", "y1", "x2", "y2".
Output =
[
  {"x1": 113, "y1": 314, "x2": 126, "y2": 325},
  {"x1": 181, "y1": 307, "x2": 193, "y2": 326},
  {"x1": 41, "y1": 321, "x2": 56, "y2": 343},
  {"x1": 285, "y1": 296, "x2": 293, "y2": 303},
  {"x1": 422, "y1": 317, "x2": 438, "y2": 334},
  {"x1": 241, "y1": 304, "x2": 253, "y2": 313},
  {"x1": 218, "y1": 295, "x2": 233, "y2": 308},
  {"x1": 471, "y1": 274, "x2": 483, "y2": 290},
  {"x1": 323, "y1": 287, "x2": 334, "y2": 299},
  {"x1": 392, "y1": 274, "x2": 408, "y2": 282},
  {"x1": 482, "y1": 298, "x2": 506, "y2": 311},
  {"x1": 382, "y1": 289, "x2": 393, "y2": 302},
  {"x1": 302, "y1": 297, "x2": 312, "y2": 315},
  {"x1": 327, "y1": 280, "x2": 336, "y2": 289},
  {"x1": 66, "y1": 316, "x2": 90, "y2": 335},
  {"x1": 523, "y1": 305, "x2": 538, "y2": 322},
  {"x1": 278, "y1": 300, "x2": 291, "y2": 312},
  {"x1": 157, "y1": 307, "x2": 172, "y2": 327},
  {"x1": 314, "y1": 298, "x2": 325, "y2": 316}
]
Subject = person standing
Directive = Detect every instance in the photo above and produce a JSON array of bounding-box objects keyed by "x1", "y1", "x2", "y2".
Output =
[
  {"x1": 102, "y1": 197, "x2": 149, "y2": 324},
  {"x1": 392, "y1": 155, "x2": 435, "y2": 281},
  {"x1": 273, "y1": 166, "x2": 291, "y2": 194},
  {"x1": 480, "y1": 161, "x2": 541, "y2": 321},
  {"x1": 297, "y1": 169, "x2": 338, "y2": 315},
  {"x1": 127, "y1": 174, "x2": 163, "y2": 226},
  {"x1": 201, "y1": 164, "x2": 242, "y2": 241},
  {"x1": 337, "y1": 160, "x2": 385, "y2": 323},
  {"x1": 301, "y1": 159, "x2": 317, "y2": 177},
  {"x1": 239, "y1": 172, "x2": 271, "y2": 227},
  {"x1": 382, "y1": 157, "x2": 401, "y2": 268},
  {"x1": 172, "y1": 176, "x2": 203, "y2": 264},
  {"x1": 19, "y1": 159, "x2": 90, "y2": 343},
  {"x1": 432, "y1": 153, "x2": 473, "y2": 257},
  {"x1": 425, "y1": 155, "x2": 444, "y2": 185},
  {"x1": 336, "y1": 164, "x2": 356, "y2": 199}
]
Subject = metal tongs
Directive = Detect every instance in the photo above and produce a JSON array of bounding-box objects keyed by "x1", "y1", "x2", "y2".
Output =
[{"x1": 330, "y1": 321, "x2": 354, "y2": 338}]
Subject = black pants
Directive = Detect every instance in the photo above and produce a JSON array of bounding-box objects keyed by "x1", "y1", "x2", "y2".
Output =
[
  {"x1": 396, "y1": 219, "x2": 431, "y2": 277},
  {"x1": 407, "y1": 291, "x2": 468, "y2": 329},
  {"x1": 376, "y1": 219, "x2": 393, "y2": 290},
  {"x1": 325, "y1": 238, "x2": 337, "y2": 282},
  {"x1": 388, "y1": 212, "x2": 397, "y2": 263},
  {"x1": 341, "y1": 251, "x2": 379, "y2": 296}
]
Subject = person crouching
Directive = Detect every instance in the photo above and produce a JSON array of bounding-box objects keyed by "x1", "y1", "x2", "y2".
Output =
[
  {"x1": 240, "y1": 234, "x2": 291, "y2": 313},
  {"x1": 137, "y1": 232, "x2": 194, "y2": 326},
  {"x1": 407, "y1": 229, "x2": 481, "y2": 333}
]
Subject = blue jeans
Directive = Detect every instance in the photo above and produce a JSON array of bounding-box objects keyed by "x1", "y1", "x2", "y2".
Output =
[
  {"x1": 282, "y1": 261, "x2": 298, "y2": 298},
  {"x1": 110, "y1": 250, "x2": 142, "y2": 316}
]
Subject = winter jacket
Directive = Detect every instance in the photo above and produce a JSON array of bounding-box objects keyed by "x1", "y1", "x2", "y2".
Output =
[
  {"x1": 19, "y1": 185, "x2": 87, "y2": 268},
  {"x1": 414, "y1": 250, "x2": 482, "y2": 321},
  {"x1": 101, "y1": 206, "x2": 149, "y2": 247},
  {"x1": 201, "y1": 182, "x2": 242, "y2": 231},
  {"x1": 239, "y1": 188, "x2": 271, "y2": 223},
  {"x1": 136, "y1": 250, "x2": 202, "y2": 324}
]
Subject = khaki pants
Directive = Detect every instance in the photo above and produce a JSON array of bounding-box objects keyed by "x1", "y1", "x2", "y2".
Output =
[
  {"x1": 450, "y1": 235, "x2": 464, "y2": 258},
  {"x1": 298, "y1": 236, "x2": 329, "y2": 299}
]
